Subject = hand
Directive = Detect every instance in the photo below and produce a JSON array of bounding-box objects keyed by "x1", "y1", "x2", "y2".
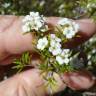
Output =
[
  {"x1": 0, "y1": 16, "x2": 96, "y2": 64},
  {"x1": 0, "y1": 15, "x2": 95, "y2": 96},
  {"x1": 0, "y1": 67, "x2": 95, "y2": 96},
  {"x1": 46, "y1": 17, "x2": 96, "y2": 48}
]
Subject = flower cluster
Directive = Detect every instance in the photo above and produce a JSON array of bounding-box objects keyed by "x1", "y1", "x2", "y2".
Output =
[
  {"x1": 22, "y1": 12, "x2": 48, "y2": 33},
  {"x1": 58, "y1": 18, "x2": 79, "y2": 39},
  {"x1": 22, "y1": 12, "x2": 80, "y2": 93},
  {"x1": 37, "y1": 34, "x2": 71, "y2": 65},
  {"x1": 22, "y1": 12, "x2": 80, "y2": 66},
  {"x1": 49, "y1": 34, "x2": 62, "y2": 56},
  {"x1": 87, "y1": 3, "x2": 96, "y2": 11},
  {"x1": 84, "y1": 37, "x2": 96, "y2": 66},
  {"x1": 56, "y1": 49, "x2": 71, "y2": 65},
  {"x1": 37, "y1": 37, "x2": 48, "y2": 50}
]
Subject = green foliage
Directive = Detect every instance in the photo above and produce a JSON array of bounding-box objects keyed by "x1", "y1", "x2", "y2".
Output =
[
  {"x1": 83, "y1": 36, "x2": 96, "y2": 69},
  {"x1": 0, "y1": 0, "x2": 96, "y2": 20},
  {"x1": 13, "y1": 52, "x2": 31, "y2": 72}
]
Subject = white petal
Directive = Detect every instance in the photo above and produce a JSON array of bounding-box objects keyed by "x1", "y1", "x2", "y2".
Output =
[
  {"x1": 22, "y1": 25, "x2": 30, "y2": 32},
  {"x1": 63, "y1": 58, "x2": 70, "y2": 64},
  {"x1": 56, "y1": 56, "x2": 64, "y2": 65},
  {"x1": 58, "y1": 18, "x2": 69, "y2": 25},
  {"x1": 88, "y1": 55, "x2": 91, "y2": 59},
  {"x1": 52, "y1": 48, "x2": 62, "y2": 56},
  {"x1": 50, "y1": 34, "x2": 56, "y2": 39},
  {"x1": 50, "y1": 40, "x2": 56, "y2": 46}
]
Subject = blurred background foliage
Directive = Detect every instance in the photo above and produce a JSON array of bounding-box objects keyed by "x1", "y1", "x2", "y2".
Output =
[
  {"x1": 0, "y1": 0, "x2": 96, "y2": 20},
  {"x1": 0, "y1": 0, "x2": 96, "y2": 96}
]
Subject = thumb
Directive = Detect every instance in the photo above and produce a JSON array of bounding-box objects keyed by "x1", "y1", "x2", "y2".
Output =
[
  {"x1": 61, "y1": 70, "x2": 95, "y2": 90},
  {"x1": 0, "y1": 69, "x2": 66, "y2": 96}
]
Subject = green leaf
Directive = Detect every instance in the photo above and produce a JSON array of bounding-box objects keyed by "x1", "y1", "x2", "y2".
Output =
[{"x1": 12, "y1": 52, "x2": 31, "y2": 72}]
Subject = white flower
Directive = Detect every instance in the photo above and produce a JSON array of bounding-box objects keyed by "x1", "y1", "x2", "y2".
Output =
[
  {"x1": 2, "y1": 3, "x2": 10, "y2": 8},
  {"x1": 87, "y1": 55, "x2": 91, "y2": 60},
  {"x1": 37, "y1": 37, "x2": 48, "y2": 50},
  {"x1": 61, "y1": 49, "x2": 70, "y2": 56},
  {"x1": 72, "y1": 22, "x2": 80, "y2": 32},
  {"x1": 22, "y1": 15, "x2": 32, "y2": 22},
  {"x1": 87, "y1": 3, "x2": 96, "y2": 9},
  {"x1": 92, "y1": 49, "x2": 96, "y2": 54},
  {"x1": 61, "y1": 49, "x2": 70, "y2": 59},
  {"x1": 50, "y1": 34, "x2": 61, "y2": 47},
  {"x1": 50, "y1": 40, "x2": 56, "y2": 46},
  {"x1": 50, "y1": 34, "x2": 56, "y2": 38},
  {"x1": 58, "y1": 18, "x2": 79, "y2": 39},
  {"x1": 52, "y1": 48, "x2": 62, "y2": 56},
  {"x1": 63, "y1": 27, "x2": 75, "y2": 39},
  {"x1": 64, "y1": 49, "x2": 70, "y2": 53},
  {"x1": 49, "y1": 34, "x2": 62, "y2": 56},
  {"x1": 88, "y1": 61, "x2": 92, "y2": 66},
  {"x1": 89, "y1": 38, "x2": 94, "y2": 43},
  {"x1": 58, "y1": 18, "x2": 70, "y2": 25},
  {"x1": 56, "y1": 49, "x2": 70, "y2": 65},
  {"x1": 30, "y1": 12, "x2": 39, "y2": 17},
  {"x1": 63, "y1": 58, "x2": 70, "y2": 64},
  {"x1": 50, "y1": 34, "x2": 61, "y2": 42},
  {"x1": 56, "y1": 56, "x2": 70, "y2": 65},
  {"x1": 50, "y1": 41, "x2": 61, "y2": 48},
  {"x1": 22, "y1": 24, "x2": 30, "y2": 32},
  {"x1": 22, "y1": 12, "x2": 48, "y2": 33},
  {"x1": 56, "y1": 56, "x2": 64, "y2": 65},
  {"x1": 63, "y1": 25, "x2": 78, "y2": 39},
  {"x1": 31, "y1": 20, "x2": 43, "y2": 31},
  {"x1": 49, "y1": 46, "x2": 62, "y2": 56}
]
